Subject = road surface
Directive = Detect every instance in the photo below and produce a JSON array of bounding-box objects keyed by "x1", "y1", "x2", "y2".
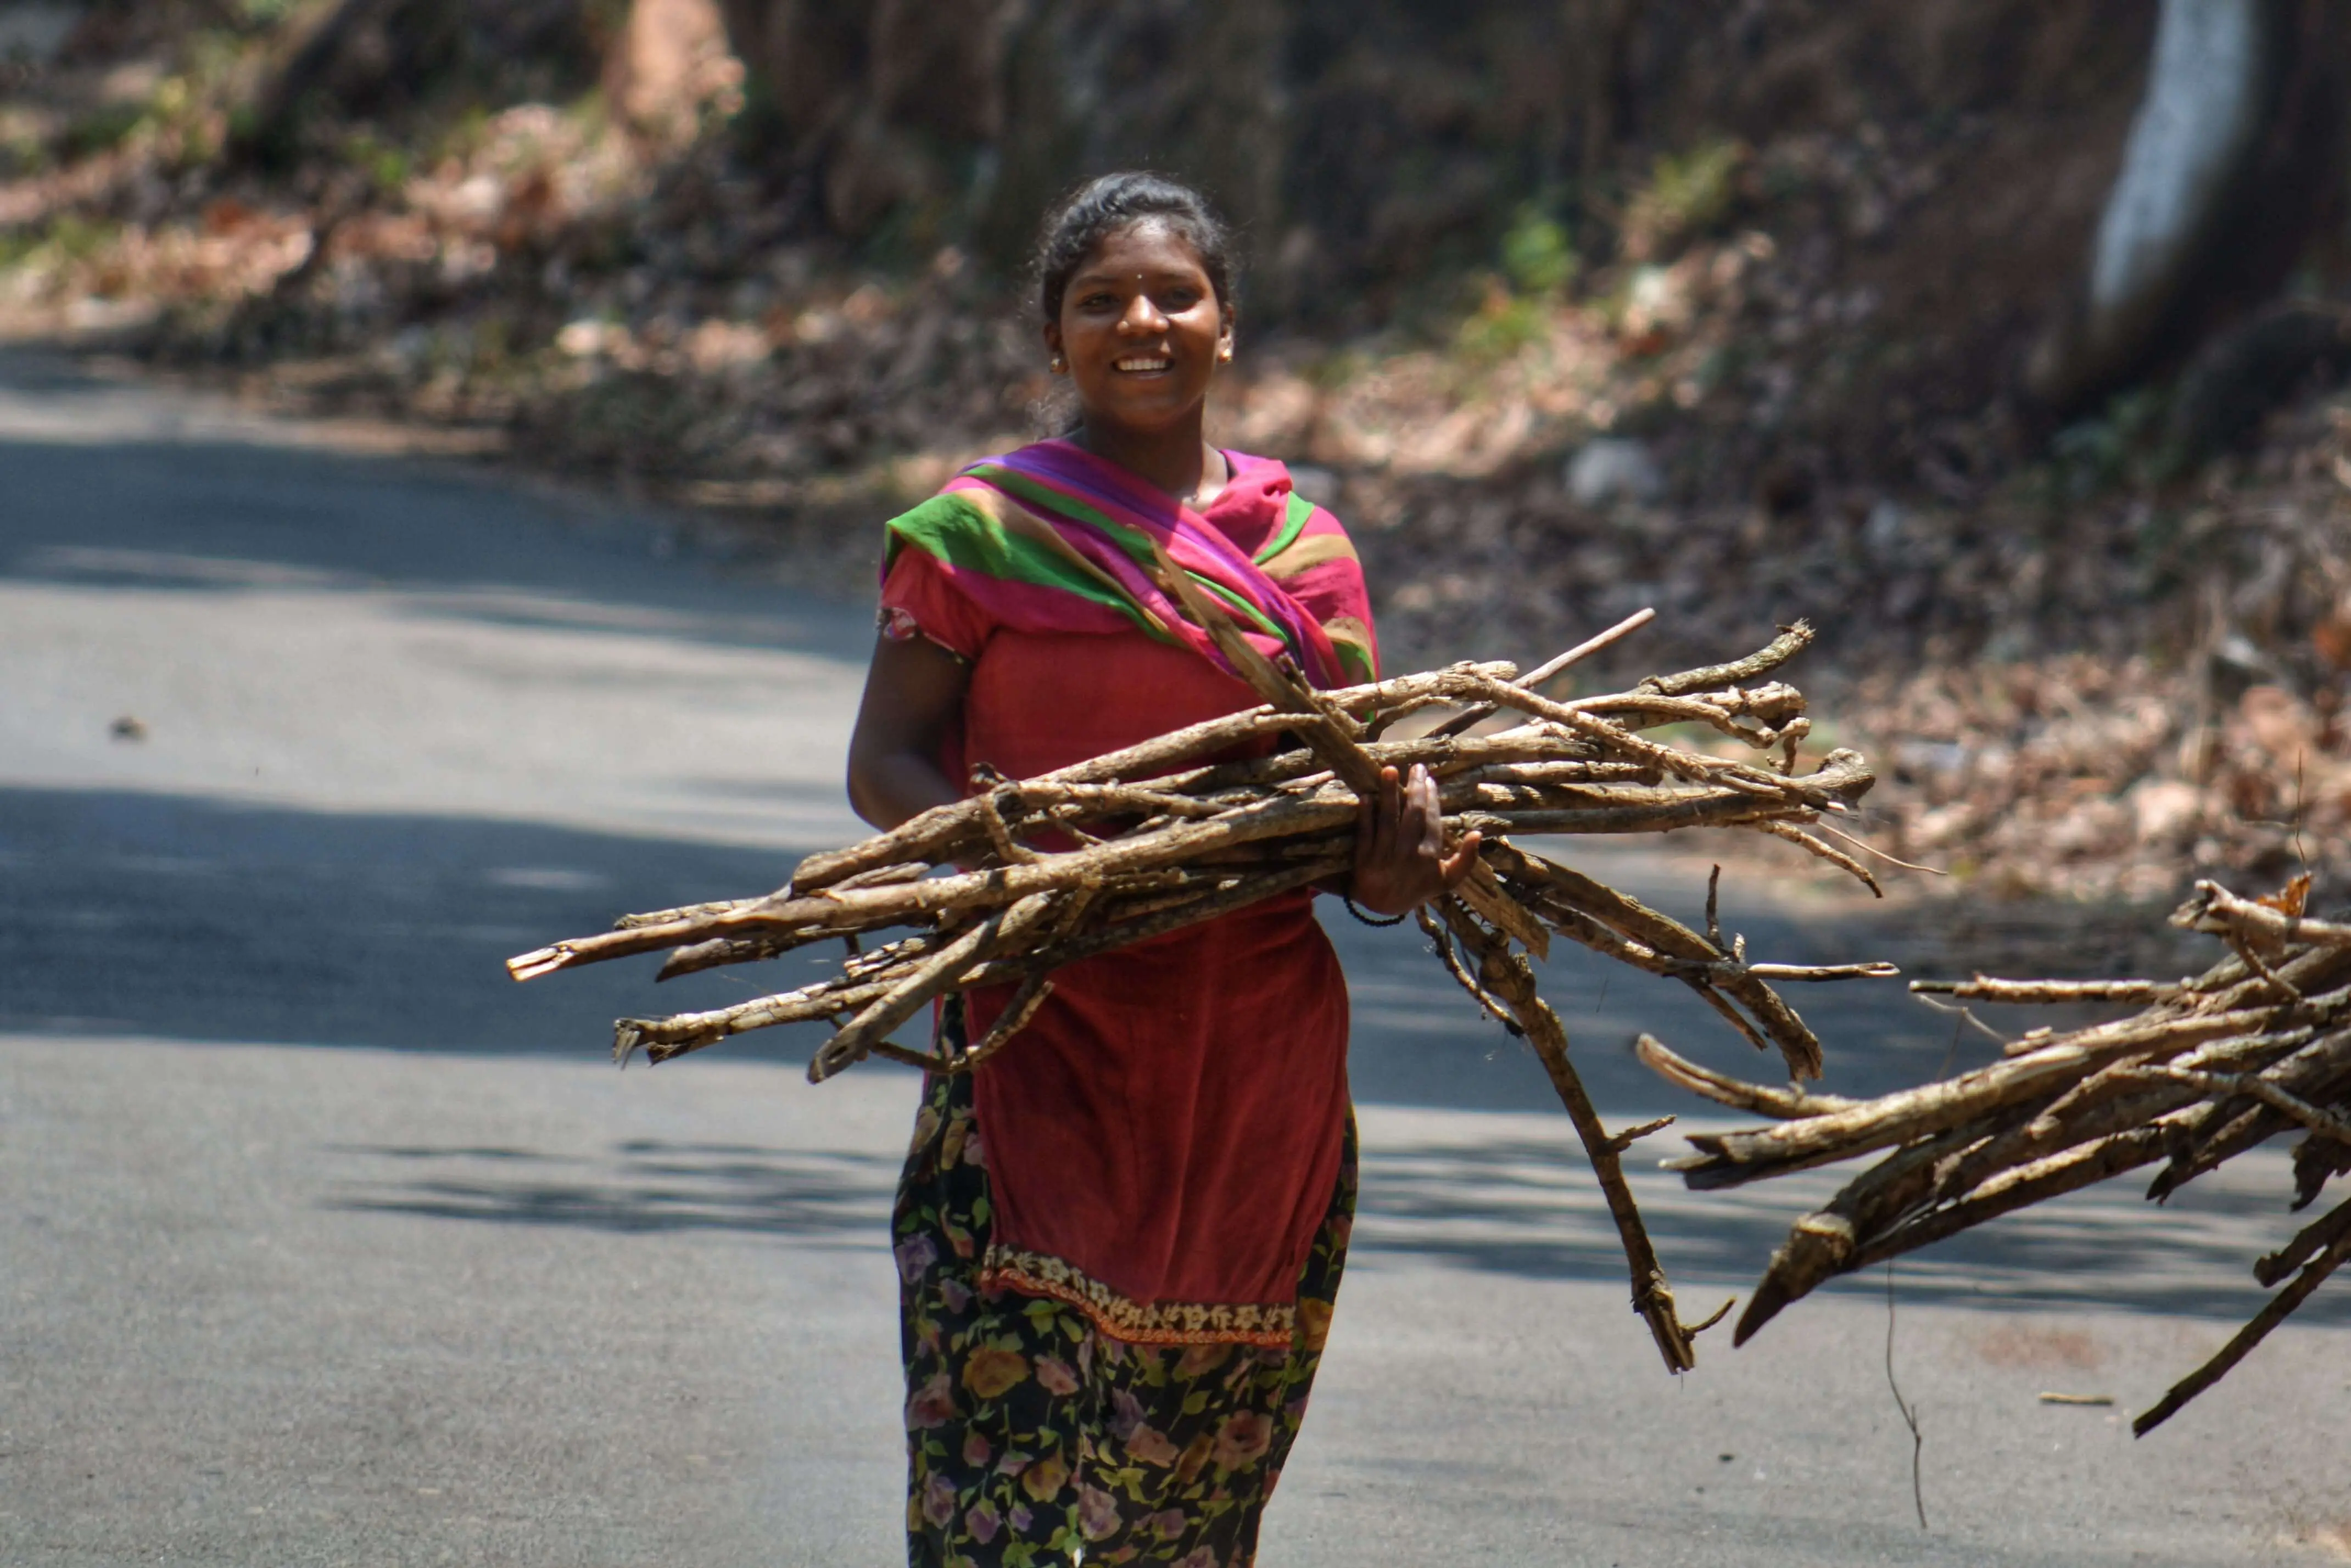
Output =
[{"x1": 2, "y1": 352, "x2": 2344, "y2": 1565}]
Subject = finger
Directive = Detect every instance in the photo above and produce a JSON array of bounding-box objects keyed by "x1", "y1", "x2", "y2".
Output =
[
  {"x1": 1371, "y1": 764, "x2": 1402, "y2": 856},
  {"x1": 1411, "y1": 766, "x2": 1445, "y2": 857},
  {"x1": 1439, "y1": 829, "x2": 1483, "y2": 883},
  {"x1": 1393, "y1": 763, "x2": 1425, "y2": 842}
]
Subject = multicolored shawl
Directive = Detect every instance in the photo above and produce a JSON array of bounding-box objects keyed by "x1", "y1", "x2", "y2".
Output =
[{"x1": 880, "y1": 439, "x2": 1377, "y2": 687}]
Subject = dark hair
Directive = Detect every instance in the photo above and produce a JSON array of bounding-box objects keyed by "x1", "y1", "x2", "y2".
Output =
[{"x1": 1034, "y1": 171, "x2": 1237, "y2": 325}]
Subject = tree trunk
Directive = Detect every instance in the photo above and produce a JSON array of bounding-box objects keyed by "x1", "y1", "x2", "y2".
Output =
[{"x1": 2030, "y1": 0, "x2": 2350, "y2": 415}]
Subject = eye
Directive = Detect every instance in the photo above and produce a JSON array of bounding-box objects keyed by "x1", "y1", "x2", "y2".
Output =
[
  {"x1": 1077, "y1": 290, "x2": 1118, "y2": 311},
  {"x1": 1159, "y1": 288, "x2": 1202, "y2": 311}
]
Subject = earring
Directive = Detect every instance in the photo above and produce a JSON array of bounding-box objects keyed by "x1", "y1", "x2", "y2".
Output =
[
  {"x1": 1218, "y1": 347, "x2": 1233, "y2": 362},
  {"x1": 1049, "y1": 354, "x2": 1067, "y2": 374}
]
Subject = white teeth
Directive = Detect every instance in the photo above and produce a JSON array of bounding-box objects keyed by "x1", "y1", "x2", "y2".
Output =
[{"x1": 1114, "y1": 357, "x2": 1170, "y2": 371}]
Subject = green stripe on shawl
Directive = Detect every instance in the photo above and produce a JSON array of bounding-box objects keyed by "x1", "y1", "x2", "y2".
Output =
[
  {"x1": 972, "y1": 466, "x2": 1158, "y2": 569},
  {"x1": 967, "y1": 466, "x2": 1292, "y2": 643},
  {"x1": 1193, "y1": 578, "x2": 1289, "y2": 642},
  {"x1": 1260, "y1": 533, "x2": 1362, "y2": 579},
  {"x1": 884, "y1": 492, "x2": 1159, "y2": 633},
  {"x1": 1254, "y1": 492, "x2": 1315, "y2": 564},
  {"x1": 886, "y1": 487, "x2": 1295, "y2": 649},
  {"x1": 1325, "y1": 618, "x2": 1377, "y2": 681},
  {"x1": 976, "y1": 464, "x2": 1293, "y2": 639}
]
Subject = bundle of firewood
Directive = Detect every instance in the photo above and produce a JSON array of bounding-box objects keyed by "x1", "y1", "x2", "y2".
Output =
[
  {"x1": 509, "y1": 607, "x2": 1895, "y2": 1370},
  {"x1": 1643, "y1": 876, "x2": 2351, "y2": 1432}
]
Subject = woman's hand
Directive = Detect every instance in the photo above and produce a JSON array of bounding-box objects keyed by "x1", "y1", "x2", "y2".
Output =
[{"x1": 1347, "y1": 763, "x2": 1481, "y2": 917}]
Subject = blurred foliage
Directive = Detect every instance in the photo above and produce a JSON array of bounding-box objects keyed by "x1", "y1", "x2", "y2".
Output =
[
  {"x1": 0, "y1": 212, "x2": 116, "y2": 270},
  {"x1": 339, "y1": 128, "x2": 410, "y2": 197},
  {"x1": 1499, "y1": 204, "x2": 1578, "y2": 298},
  {"x1": 1622, "y1": 139, "x2": 1745, "y2": 261},
  {"x1": 60, "y1": 101, "x2": 147, "y2": 161},
  {"x1": 2047, "y1": 387, "x2": 2184, "y2": 502},
  {"x1": 1453, "y1": 285, "x2": 1549, "y2": 367}
]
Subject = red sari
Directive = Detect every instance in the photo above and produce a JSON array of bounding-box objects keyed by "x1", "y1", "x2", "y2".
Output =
[{"x1": 877, "y1": 443, "x2": 1373, "y2": 1348}]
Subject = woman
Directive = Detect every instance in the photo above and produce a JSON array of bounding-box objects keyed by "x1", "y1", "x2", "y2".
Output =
[{"x1": 848, "y1": 172, "x2": 1477, "y2": 1568}]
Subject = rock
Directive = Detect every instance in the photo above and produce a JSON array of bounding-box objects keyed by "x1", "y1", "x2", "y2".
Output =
[
  {"x1": 0, "y1": 5, "x2": 82, "y2": 66},
  {"x1": 1863, "y1": 499, "x2": 1906, "y2": 555},
  {"x1": 2236, "y1": 685, "x2": 2320, "y2": 765},
  {"x1": 1892, "y1": 738, "x2": 1968, "y2": 781},
  {"x1": 604, "y1": 0, "x2": 737, "y2": 141},
  {"x1": 1753, "y1": 456, "x2": 1813, "y2": 517},
  {"x1": 2044, "y1": 797, "x2": 2132, "y2": 858},
  {"x1": 1566, "y1": 438, "x2": 1664, "y2": 508},
  {"x1": 1287, "y1": 464, "x2": 1340, "y2": 508},
  {"x1": 2209, "y1": 632, "x2": 2279, "y2": 688},
  {"x1": 2127, "y1": 777, "x2": 2202, "y2": 844},
  {"x1": 555, "y1": 318, "x2": 612, "y2": 357},
  {"x1": 2169, "y1": 304, "x2": 2351, "y2": 460}
]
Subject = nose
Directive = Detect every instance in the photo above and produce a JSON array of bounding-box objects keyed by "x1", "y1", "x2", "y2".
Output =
[{"x1": 1117, "y1": 292, "x2": 1168, "y2": 335}]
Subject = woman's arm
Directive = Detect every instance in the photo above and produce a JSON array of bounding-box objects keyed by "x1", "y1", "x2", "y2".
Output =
[
  {"x1": 847, "y1": 631, "x2": 1471, "y2": 911},
  {"x1": 846, "y1": 632, "x2": 973, "y2": 831}
]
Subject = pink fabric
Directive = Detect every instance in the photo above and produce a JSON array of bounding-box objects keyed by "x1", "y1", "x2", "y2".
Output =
[{"x1": 914, "y1": 441, "x2": 1362, "y2": 689}]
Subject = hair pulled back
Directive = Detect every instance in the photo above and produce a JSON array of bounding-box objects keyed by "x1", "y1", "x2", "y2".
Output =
[{"x1": 1034, "y1": 172, "x2": 1237, "y2": 326}]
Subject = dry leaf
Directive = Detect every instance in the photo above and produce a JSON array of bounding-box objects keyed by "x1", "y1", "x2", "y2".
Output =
[
  {"x1": 2258, "y1": 873, "x2": 2311, "y2": 920},
  {"x1": 2314, "y1": 614, "x2": 2351, "y2": 672}
]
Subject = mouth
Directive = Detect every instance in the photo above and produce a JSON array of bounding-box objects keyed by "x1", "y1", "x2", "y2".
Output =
[{"x1": 1112, "y1": 355, "x2": 1172, "y2": 374}]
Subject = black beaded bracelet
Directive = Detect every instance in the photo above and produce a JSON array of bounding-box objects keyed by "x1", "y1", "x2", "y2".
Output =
[{"x1": 1342, "y1": 895, "x2": 1408, "y2": 927}]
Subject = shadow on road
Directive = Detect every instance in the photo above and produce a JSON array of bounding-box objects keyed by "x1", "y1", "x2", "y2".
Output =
[
  {"x1": 325, "y1": 1137, "x2": 906, "y2": 1239},
  {"x1": 0, "y1": 784, "x2": 829, "y2": 1059},
  {"x1": 314, "y1": 1121, "x2": 2347, "y2": 1327},
  {"x1": 2, "y1": 779, "x2": 2051, "y2": 1110},
  {"x1": 0, "y1": 367, "x2": 870, "y2": 664}
]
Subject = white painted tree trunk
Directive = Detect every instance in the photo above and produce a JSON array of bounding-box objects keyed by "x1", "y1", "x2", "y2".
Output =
[
  {"x1": 2034, "y1": 0, "x2": 2276, "y2": 405},
  {"x1": 2092, "y1": 0, "x2": 2271, "y2": 323}
]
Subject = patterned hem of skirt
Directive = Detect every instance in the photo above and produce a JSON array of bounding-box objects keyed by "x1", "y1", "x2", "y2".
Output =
[{"x1": 978, "y1": 1245, "x2": 1300, "y2": 1349}]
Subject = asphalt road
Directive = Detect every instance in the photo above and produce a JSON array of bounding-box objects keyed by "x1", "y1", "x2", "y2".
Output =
[{"x1": 2, "y1": 352, "x2": 2345, "y2": 1566}]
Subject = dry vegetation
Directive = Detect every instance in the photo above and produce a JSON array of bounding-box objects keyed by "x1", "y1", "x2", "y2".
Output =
[
  {"x1": 1650, "y1": 874, "x2": 2351, "y2": 1434},
  {"x1": 2, "y1": 0, "x2": 2347, "y2": 911}
]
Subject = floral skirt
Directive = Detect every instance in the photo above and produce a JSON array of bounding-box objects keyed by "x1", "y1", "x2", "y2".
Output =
[{"x1": 894, "y1": 1019, "x2": 1356, "y2": 1568}]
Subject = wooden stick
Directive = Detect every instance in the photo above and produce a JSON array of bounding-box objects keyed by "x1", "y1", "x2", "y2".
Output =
[
  {"x1": 1637, "y1": 621, "x2": 1817, "y2": 697},
  {"x1": 807, "y1": 905, "x2": 1024, "y2": 1083},
  {"x1": 954, "y1": 973, "x2": 1056, "y2": 1069},
  {"x1": 2119, "y1": 1065, "x2": 2351, "y2": 1148},
  {"x1": 1911, "y1": 978, "x2": 2177, "y2": 1005},
  {"x1": 2172, "y1": 880, "x2": 2351, "y2": 951},
  {"x1": 1438, "y1": 897, "x2": 1706, "y2": 1373},
  {"x1": 1426, "y1": 607, "x2": 1657, "y2": 738},
  {"x1": 1756, "y1": 820, "x2": 1886, "y2": 897},
  {"x1": 1148, "y1": 558, "x2": 1561, "y2": 962},
  {"x1": 2254, "y1": 1195, "x2": 2351, "y2": 1288},
  {"x1": 1674, "y1": 999, "x2": 2347, "y2": 1186},
  {"x1": 1495, "y1": 843, "x2": 1830, "y2": 1079},
  {"x1": 514, "y1": 624, "x2": 1919, "y2": 1380},
  {"x1": 2133, "y1": 1197, "x2": 2351, "y2": 1436},
  {"x1": 1636, "y1": 1035, "x2": 1858, "y2": 1118}
]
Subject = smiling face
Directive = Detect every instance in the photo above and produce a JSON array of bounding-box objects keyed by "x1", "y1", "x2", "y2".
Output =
[{"x1": 1045, "y1": 219, "x2": 1233, "y2": 441}]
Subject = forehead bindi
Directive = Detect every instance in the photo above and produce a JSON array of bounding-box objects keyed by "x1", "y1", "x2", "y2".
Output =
[{"x1": 1069, "y1": 221, "x2": 1213, "y2": 294}]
